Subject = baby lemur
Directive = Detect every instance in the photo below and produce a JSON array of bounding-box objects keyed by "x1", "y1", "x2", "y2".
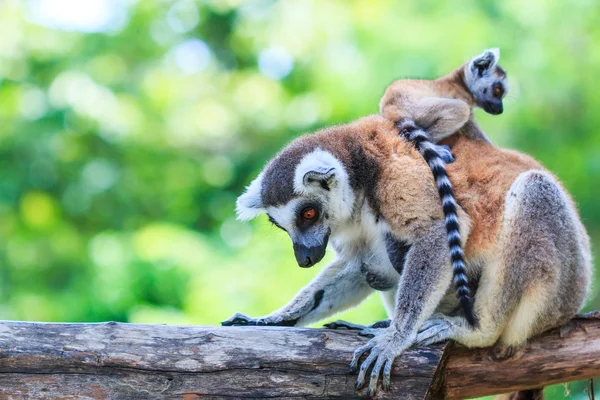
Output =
[
  {"x1": 381, "y1": 47, "x2": 508, "y2": 148},
  {"x1": 227, "y1": 115, "x2": 591, "y2": 395}
]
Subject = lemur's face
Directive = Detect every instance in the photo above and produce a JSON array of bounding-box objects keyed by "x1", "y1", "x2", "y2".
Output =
[
  {"x1": 236, "y1": 148, "x2": 355, "y2": 268},
  {"x1": 465, "y1": 48, "x2": 509, "y2": 115}
]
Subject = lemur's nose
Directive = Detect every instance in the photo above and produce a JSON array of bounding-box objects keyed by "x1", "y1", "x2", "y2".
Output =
[{"x1": 293, "y1": 243, "x2": 326, "y2": 268}]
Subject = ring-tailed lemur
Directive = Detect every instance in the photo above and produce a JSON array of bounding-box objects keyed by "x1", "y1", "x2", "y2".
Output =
[
  {"x1": 225, "y1": 115, "x2": 591, "y2": 395},
  {"x1": 381, "y1": 48, "x2": 508, "y2": 149}
]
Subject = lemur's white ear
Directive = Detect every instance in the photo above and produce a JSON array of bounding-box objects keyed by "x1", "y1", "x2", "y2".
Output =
[
  {"x1": 303, "y1": 167, "x2": 336, "y2": 190},
  {"x1": 236, "y1": 173, "x2": 265, "y2": 221},
  {"x1": 469, "y1": 48, "x2": 500, "y2": 76},
  {"x1": 294, "y1": 149, "x2": 340, "y2": 193},
  {"x1": 487, "y1": 47, "x2": 500, "y2": 61}
]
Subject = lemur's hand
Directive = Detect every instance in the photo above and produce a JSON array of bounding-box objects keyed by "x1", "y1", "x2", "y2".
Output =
[
  {"x1": 350, "y1": 327, "x2": 411, "y2": 396},
  {"x1": 323, "y1": 319, "x2": 391, "y2": 338},
  {"x1": 221, "y1": 312, "x2": 257, "y2": 326},
  {"x1": 221, "y1": 312, "x2": 296, "y2": 327},
  {"x1": 434, "y1": 144, "x2": 455, "y2": 163}
]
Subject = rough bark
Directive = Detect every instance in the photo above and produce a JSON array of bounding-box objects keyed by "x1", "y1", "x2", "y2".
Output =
[
  {"x1": 0, "y1": 313, "x2": 598, "y2": 399},
  {"x1": 432, "y1": 312, "x2": 600, "y2": 399},
  {"x1": 0, "y1": 321, "x2": 445, "y2": 399}
]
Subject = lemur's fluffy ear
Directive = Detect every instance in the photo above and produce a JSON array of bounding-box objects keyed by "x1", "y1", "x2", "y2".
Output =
[
  {"x1": 236, "y1": 173, "x2": 265, "y2": 221},
  {"x1": 294, "y1": 149, "x2": 340, "y2": 193},
  {"x1": 470, "y1": 48, "x2": 500, "y2": 76},
  {"x1": 303, "y1": 167, "x2": 336, "y2": 190}
]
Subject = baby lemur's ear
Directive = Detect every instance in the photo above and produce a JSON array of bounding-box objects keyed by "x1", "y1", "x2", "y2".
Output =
[{"x1": 469, "y1": 48, "x2": 500, "y2": 76}]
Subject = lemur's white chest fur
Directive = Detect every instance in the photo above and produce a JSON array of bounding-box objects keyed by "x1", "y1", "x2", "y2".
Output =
[{"x1": 331, "y1": 201, "x2": 400, "y2": 290}]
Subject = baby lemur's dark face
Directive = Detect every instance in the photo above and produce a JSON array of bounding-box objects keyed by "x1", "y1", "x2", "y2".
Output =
[{"x1": 465, "y1": 49, "x2": 509, "y2": 115}]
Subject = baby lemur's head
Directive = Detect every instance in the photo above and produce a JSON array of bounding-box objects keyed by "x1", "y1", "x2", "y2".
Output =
[{"x1": 464, "y1": 48, "x2": 508, "y2": 115}]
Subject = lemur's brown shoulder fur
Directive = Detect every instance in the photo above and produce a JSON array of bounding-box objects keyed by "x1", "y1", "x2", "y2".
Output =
[
  {"x1": 314, "y1": 116, "x2": 445, "y2": 235},
  {"x1": 357, "y1": 117, "x2": 445, "y2": 235},
  {"x1": 443, "y1": 134, "x2": 544, "y2": 256}
]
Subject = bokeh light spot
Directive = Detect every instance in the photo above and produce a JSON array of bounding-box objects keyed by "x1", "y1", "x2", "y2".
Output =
[
  {"x1": 258, "y1": 46, "x2": 294, "y2": 80},
  {"x1": 20, "y1": 191, "x2": 59, "y2": 230},
  {"x1": 173, "y1": 39, "x2": 211, "y2": 74}
]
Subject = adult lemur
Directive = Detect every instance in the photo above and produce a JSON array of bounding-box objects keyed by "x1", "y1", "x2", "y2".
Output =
[
  {"x1": 223, "y1": 50, "x2": 591, "y2": 394},
  {"x1": 226, "y1": 115, "x2": 591, "y2": 394}
]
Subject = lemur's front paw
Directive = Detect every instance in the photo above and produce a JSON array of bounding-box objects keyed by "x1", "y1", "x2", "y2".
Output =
[
  {"x1": 221, "y1": 312, "x2": 297, "y2": 327},
  {"x1": 349, "y1": 328, "x2": 408, "y2": 396},
  {"x1": 415, "y1": 315, "x2": 453, "y2": 346},
  {"x1": 434, "y1": 144, "x2": 455, "y2": 163},
  {"x1": 324, "y1": 319, "x2": 391, "y2": 338},
  {"x1": 221, "y1": 312, "x2": 258, "y2": 326},
  {"x1": 323, "y1": 320, "x2": 365, "y2": 330}
]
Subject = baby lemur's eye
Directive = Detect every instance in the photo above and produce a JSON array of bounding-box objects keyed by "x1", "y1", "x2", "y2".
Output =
[
  {"x1": 493, "y1": 85, "x2": 504, "y2": 98},
  {"x1": 302, "y1": 207, "x2": 317, "y2": 220}
]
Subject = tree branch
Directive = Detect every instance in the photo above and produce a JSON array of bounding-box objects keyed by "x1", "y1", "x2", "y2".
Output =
[{"x1": 0, "y1": 313, "x2": 598, "y2": 399}]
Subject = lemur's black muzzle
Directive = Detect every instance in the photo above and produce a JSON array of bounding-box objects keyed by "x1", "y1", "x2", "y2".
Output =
[
  {"x1": 484, "y1": 101, "x2": 503, "y2": 115},
  {"x1": 293, "y1": 242, "x2": 327, "y2": 268}
]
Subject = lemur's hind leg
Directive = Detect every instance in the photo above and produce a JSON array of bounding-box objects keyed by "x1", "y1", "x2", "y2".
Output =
[
  {"x1": 459, "y1": 119, "x2": 493, "y2": 144},
  {"x1": 496, "y1": 170, "x2": 591, "y2": 355},
  {"x1": 417, "y1": 170, "x2": 591, "y2": 355},
  {"x1": 411, "y1": 97, "x2": 471, "y2": 142}
]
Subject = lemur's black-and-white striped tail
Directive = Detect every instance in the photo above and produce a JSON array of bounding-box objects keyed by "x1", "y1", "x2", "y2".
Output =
[{"x1": 397, "y1": 121, "x2": 477, "y2": 327}]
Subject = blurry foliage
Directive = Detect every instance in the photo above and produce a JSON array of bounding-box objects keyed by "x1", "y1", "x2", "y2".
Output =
[{"x1": 0, "y1": 0, "x2": 598, "y2": 398}]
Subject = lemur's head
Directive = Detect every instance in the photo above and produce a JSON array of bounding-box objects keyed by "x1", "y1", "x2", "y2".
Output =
[
  {"x1": 236, "y1": 136, "x2": 355, "y2": 268},
  {"x1": 464, "y1": 48, "x2": 508, "y2": 115}
]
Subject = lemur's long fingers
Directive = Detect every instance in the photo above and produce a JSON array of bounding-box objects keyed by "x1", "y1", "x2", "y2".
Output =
[
  {"x1": 356, "y1": 350, "x2": 378, "y2": 389},
  {"x1": 370, "y1": 319, "x2": 391, "y2": 329},
  {"x1": 382, "y1": 359, "x2": 393, "y2": 390},
  {"x1": 349, "y1": 342, "x2": 373, "y2": 373},
  {"x1": 322, "y1": 320, "x2": 367, "y2": 330},
  {"x1": 357, "y1": 328, "x2": 378, "y2": 338},
  {"x1": 367, "y1": 355, "x2": 386, "y2": 396},
  {"x1": 221, "y1": 312, "x2": 256, "y2": 326}
]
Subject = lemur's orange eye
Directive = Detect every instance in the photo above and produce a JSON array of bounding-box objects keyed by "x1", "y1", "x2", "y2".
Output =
[
  {"x1": 493, "y1": 86, "x2": 503, "y2": 97},
  {"x1": 302, "y1": 207, "x2": 316, "y2": 220}
]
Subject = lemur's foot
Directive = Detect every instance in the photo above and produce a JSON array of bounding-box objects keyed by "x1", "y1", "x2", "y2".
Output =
[
  {"x1": 323, "y1": 319, "x2": 391, "y2": 337},
  {"x1": 415, "y1": 314, "x2": 454, "y2": 346},
  {"x1": 221, "y1": 312, "x2": 296, "y2": 327},
  {"x1": 491, "y1": 343, "x2": 523, "y2": 360},
  {"x1": 396, "y1": 120, "x2": 419, "y2": 137},
  {"x1": 350, "y1": 328, "x2": 409, "y2": 396},
  {"x1": 434, "y1": 144, "x2": 455, "y2": 163}
]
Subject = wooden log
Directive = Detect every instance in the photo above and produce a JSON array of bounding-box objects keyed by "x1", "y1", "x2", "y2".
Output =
[
  {"x1": 0, "y1": 314, "x2": 598, "y2": 399},
  {"x1": 431, "y1": 311, "x2": 600, "y2": 399},
  {"x1": 0, "y1": 321, "x2": 445, "y2": 399}
]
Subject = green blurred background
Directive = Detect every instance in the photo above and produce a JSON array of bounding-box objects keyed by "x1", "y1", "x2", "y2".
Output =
[{"x1": 0, "y1": 0, "x2": 597, "y2": 398}]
